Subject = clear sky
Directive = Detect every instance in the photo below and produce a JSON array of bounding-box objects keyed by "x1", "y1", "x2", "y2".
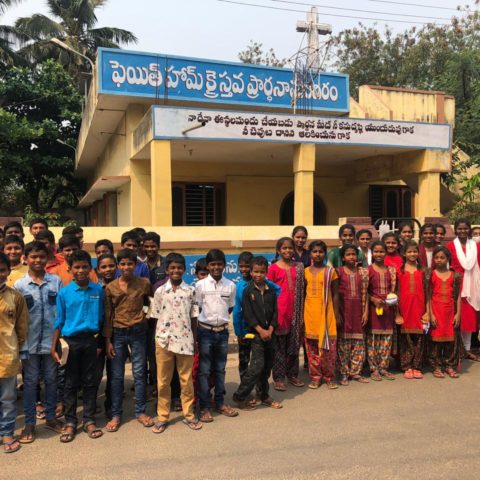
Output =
[{"x1": 1, "y1": 0, "x2": 476, "y2": 64}]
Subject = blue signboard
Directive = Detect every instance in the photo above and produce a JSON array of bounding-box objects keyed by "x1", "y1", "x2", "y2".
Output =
[{"x1": 98, "y1": 48, "x2": 349, "y2": 113}]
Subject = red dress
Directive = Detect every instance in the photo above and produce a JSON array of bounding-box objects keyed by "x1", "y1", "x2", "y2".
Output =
[
  {"x1": 430, "y1": 271, "x2": 455, "y2": 342},
  {"x1": 337, "y1": 267, "x2": 365, "y2": 339},
  {"x1": 267, "y1": 262, "x2": 296, "y2": 334},
  {"x1": 368, "y1": 266, "x2": 396, "y2": 334},
  {"x1": 398, "y1": 269, "x2": 425, "y2": 334},
  {"x1": 446, "y1": 241, "x2": 480, "y2": 333},
  {"x1": 385, "y1": 253, "x2": 403, "y2": 270}
]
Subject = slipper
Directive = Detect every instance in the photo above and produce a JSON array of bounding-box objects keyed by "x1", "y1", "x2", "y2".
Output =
[
  {"x1": 172, "y1": 398, "x2": 182, "y2": 412},
  {"x1": 261, "y1": 397, "x2": 283, "y2": 409},
  {"x1": 199, "y1": 409, "x2": 214, "y2": 423},
  {"x1": 215, "y1": 404, "x2": 239, "y2": 417},
  {"x1": 83, "y1": 423, "x2": 103, "y2": 439},
  {"x1": 340, "y1": 375, "x2": 349, "y2": 386},
  {"x1": 466, "y1": 352, "x2": 480, "y2": 362},
  {"x1": 352, "y1": 375, "x2": 369, "y2": 383},
  {"x1": 380, "y1": 370, "x2": 395, "y2": 381},
  {"x1": 45, "y1": 420, "x2": 65, "y2": 434},
  {"x1": 234, "y1": 399, "x2": 257, "y2": 411},
  {"x1": 413, "y1": 370, "x2": 423, "y2": 379},
  {"x1": 326, "y1": 381, "x2": 339, "y2": 390},
  {"x1": 182, "y1": 419, "x2": 203, "y2": 430},
  {"x1": 308, "y1": 380, "x2": 320, "y2": 389},
  {"x1": 274, "y1": 381, "x2": 286, "y2": 391},
  {"x1": 106, "y1": 418, "x2": 121, "y2": 432},
  {"x1": 59, "y1": 426, "x2": 76, "y2": 443},
  {"x1": 137, "y1": 414, "x2": 154, "y2": 427},
  {"x1": 152, "y1": 422, "x2": 168, "y2": 434},
  {"x1": 3, "y1": 438, "x2": 21, "y2": 454},
  {"x1": 446, "y1": 368, "x2": 459, "y2": 379},
  {"x1": 371, "y1": 371, "x2": 382, "y2": 381},
  {"x1": 35, "y1": 403, "x2": 46, "y2": 420},
  {"x1": 403, "y1": 369, "x2": 414, "y2": 379},
  {"x1": 288, "y1": 377, "x2": 305, "y2": 388},
  {"x1": 19, "y1": 425, "x2": 35, "y2": 444},
  {"x1": 433, "y1": 369, "x2": 445, "y2": 378}
]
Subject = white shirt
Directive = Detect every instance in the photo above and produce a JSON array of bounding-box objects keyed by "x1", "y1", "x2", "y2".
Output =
[{"x1": 195, "y1": 274, "x2": 236, "y2": 327}]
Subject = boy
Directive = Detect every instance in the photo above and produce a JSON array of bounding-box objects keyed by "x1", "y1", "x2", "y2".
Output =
[
  {"x1": 195, "y1": 258, "x2": 208, "y2": 281},
  {"x1": 104, "y1": 248, "x2": 153, "y2": 432},
  {"x1": 4, "y1": 221, "x2": 24, "y2": 239},
  {"x1": 233, "y1": 256, "x2": 281, "y2": 410},
  {"x1": 51, "y1": 250, "x2": 104, "y2": 442},
  {"x1": 51, "y1": 234, "x2": 98, "y2": 285},
  {"x1": 62, "y1": 226, "x2": 84, "y2": 249},
  {"x1": 36, "y1": 230, "x2": 63, "y2": 272},
  {"x1": 95, "y1": 239, "x2": 114, "y2": 257},
  {"x1": 4, "y1": 235, "x2": 28, "y2": 287},
  {"x1": 114, "y1": 230, "x2": 149, "y2": 279},
  {"x1": 150, "y1": 253, "x2": 202, "y2": 433},
  {"x1": 327, "y1": 224, "x2": 366, "y2": 268},
  {"x1": 132, "y1": 227, "x2": 147, "y2": 262},
  {"x1": 29, "y1": 218, "x2": 48, "y2": 240},
  {"x1": 0, "y1": 252, "x2": 28, "y2": 453},
  {"x1": 143, "y1": 232, "x2": 166, "y2": 285},
  {"x1": 15, "y1": 241, "x2": 64, "y2": 443},
  {"x1": 195, "y1": 249, "x2": 237, "y2": 422}
]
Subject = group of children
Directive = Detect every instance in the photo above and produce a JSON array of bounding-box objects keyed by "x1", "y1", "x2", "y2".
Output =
[{"x1": 0, "y1": 217, "x2": 479, "y2": 453}]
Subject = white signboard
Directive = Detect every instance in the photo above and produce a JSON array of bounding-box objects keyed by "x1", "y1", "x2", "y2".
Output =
[{"x1": 152, "y1": 106, "x2": 451, "y2": 150}]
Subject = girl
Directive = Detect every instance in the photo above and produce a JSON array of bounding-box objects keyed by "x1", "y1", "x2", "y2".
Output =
[
  {"x1": 327, "y1": 224, "x2": 366, "y2": 268},
  {"x1": 418, "y1": 223, "x2": 436, "y2": 268},
  {"x1": 267, "y1": 237, "x2": 305, "y2": 391},
  {"x1": 382, "y1": 232, "x2": 403, "y2": 270},
  {"x1": 303, "y1": 241, "x2": 339, "y2": 389},
  {"x1": 356, "y1": 229, "x2": 372, "y2": 266},
  {"x1": 396, "y1": 241, "x2": 429, "y2": 379},
  {"x1": 367, "y1": 241, "x2": 397, "y2": 381},
  {"x1": 336, "y1": 245, "x2": 369, "y2": 385},
  {"x1": 398, "y1": 222, "x2": 414, "y2": 248},
  {"x1": 292, "y1": 226, "x2": 310, "y2": 267},
  {"x1": 435, "y1": 224, "x2": 446, "y2": 245},
  {"x1": 446, "y1": 219, "x2": 480, "y2": 361},
  {"x1": 429, "y1": 246, "x2": 462, "y2": 378}
]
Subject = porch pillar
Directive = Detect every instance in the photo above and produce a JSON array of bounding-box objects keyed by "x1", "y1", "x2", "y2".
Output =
[
  {"x1": 293, "y1": 143, "x2": 315, "y2": 225},
  {"x1": 151, "y1": 140, "x2": 172, "y2": 226},
  {"x1": 130, "y1": 159, "x2": 151, "y2": 225},
  {"x1": 417, "y1": 172, "x2": 441, "y2": 218}
]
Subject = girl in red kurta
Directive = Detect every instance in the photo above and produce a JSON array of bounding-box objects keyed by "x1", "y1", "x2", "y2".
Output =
[
  {"x1": 429, "y1": 246, "x2": 462, "y2": 378},
  {"x1": 446, "y1": 218, "x2": 480, "y2": 361},
  {"x1": 396, "y1": 241, "x2": 429, "y2": 379},
  {"x1": 267, "y1": 237, "x2": 305, "y2": 391},
  {"x1": 367, "y1": 241, "x2": 398, "y2": 381},
  {"x1": 382, "y1": 232, "x2": 403, "y2": 270}
]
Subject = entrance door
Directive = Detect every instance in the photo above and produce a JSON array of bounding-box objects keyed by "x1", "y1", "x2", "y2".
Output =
[{"x1": 279, "y1": 192, "x2": 327, "y2": 225}]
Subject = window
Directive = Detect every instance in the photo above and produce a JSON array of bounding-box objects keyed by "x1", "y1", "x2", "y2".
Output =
[
  {"x1": 369, "y1": 185, "x2": 415, "y2": 223},
  {"x1": 172, "y1": 183, "x2": 225, "y2": 226}
]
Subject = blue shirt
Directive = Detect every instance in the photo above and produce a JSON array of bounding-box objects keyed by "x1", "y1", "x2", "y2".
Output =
[
  {"x1": 14, "y1": 273, "x2": 63, "y2": 354},
  {"x1": 114, "y1": 261, "x2": 150, "y2": 279},
  {"x1": 54, "y1": 281, "x2": 104, "y2": 337},
  {"x1": 232, "y1": 278, "x2": 281, "y2": 337}
]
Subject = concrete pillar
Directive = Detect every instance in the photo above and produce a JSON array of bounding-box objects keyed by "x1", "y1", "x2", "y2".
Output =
[
  {"x1": 293, "y1": 143, "x2": 315, "y2": 225},
  {"x1": 151, "y1": 140, "x2": 172, "y2": 226},
  {"x1": 417, "y1": 172, "x2": 441, "y2": 218},
  {"x1": 130, "y1": 158, "x2": 151, "y2": 225}
]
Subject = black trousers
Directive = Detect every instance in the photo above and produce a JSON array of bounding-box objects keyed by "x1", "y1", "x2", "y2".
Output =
[
  {"x1": 95, "y1": 350, "x2": 112, "y2": 412},
  {"x1": 64, "y1": 334, "x2": 98, "y2": 426},
  {"x1": 233, "y1": 335, "x2": 274, "y2": 402}
]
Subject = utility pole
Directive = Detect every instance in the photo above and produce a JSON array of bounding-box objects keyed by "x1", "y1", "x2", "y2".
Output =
[{"x1": 296, "y1": 7, "x2": 332, "y2": 72}]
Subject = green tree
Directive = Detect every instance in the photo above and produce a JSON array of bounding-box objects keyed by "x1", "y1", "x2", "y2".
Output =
[
  {"x1": 0, "y1": 60, "x2": 84, "y2": 213},
  {"x1": 0, "y1": 0, "x2": 28, "y2": 68},
  {"x1": 238, "y1": 40, "x2": 286, "y2": 67}
]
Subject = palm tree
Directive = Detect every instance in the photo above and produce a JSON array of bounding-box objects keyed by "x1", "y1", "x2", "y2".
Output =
[
  {"x1": 15, "y1": 0, "x2": 137, "y2": 79},
  {"x1": 0, "y1": 0, "x2": 28, "y2": 67}
]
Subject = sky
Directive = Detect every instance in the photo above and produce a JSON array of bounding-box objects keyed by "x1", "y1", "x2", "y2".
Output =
[{"x1": 1, "y1": 0, "x2": 476, "y2": 65}]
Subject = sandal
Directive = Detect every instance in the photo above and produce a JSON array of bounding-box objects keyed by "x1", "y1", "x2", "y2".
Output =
[
  {"x1": 288, "y1": 377, "x2": 305, "y2": 388},
  {"x1": 261, "y1": 397, "x2": 283, "y2": 409},
  {"x1": 83, "y1": 423, "x2": 103, "y2": 439},
  {"x1": 215, "y1": 404, "x2": 239, "y2": 417},
  {"x1": 106, "y1": 417, "x2": 121, "y2": 432},
  {"x1": 199, "y1": 409, "x2": 214, "y2": 423},
  {"x1": 234, "y1": 399, "x2": 257, "y2": 411},
  {"x1": 3, "y1": 437, "x2": 21, "y2": 454},
  {"x1": 137, "y1": 414, "x2": 154, "y2": 427},
  {"x1": 35, "y1": 403, "x2": 46, "y2": 420},
  {"x1": 466, "y1": 352, "x2": 480, "y2": 362},
  {"x1": 340, "y1": 375, "x2": 349, "y2": 386},
  {"x1": 380, "y1": 370, "x2": 395, "y2": 381},
  {"x1": 182, "y1": 418, "x2": 203, "y2": 430},
  {"x1": 403, "y1": 369, "x2": 414, "y2": 379},
  {"x1": 308, "y1": 380, "x2": 320, "y2": 389},
  {"x1": 152, "y1": 421, "x2": 168, "y2": 434},
  {"x1": 60, "y1": 425, "x2": 76, "y2": 443},
  {"x1": 352, "y1": 375, "x2": 369, "y2": 383},
  {"x1": 433, "y1": 369, "x2": 445, "y2": 378},
  {"x1": 19, "y1": 424, "x2": 35, "y2": 444},
  {"x1": 171, "y1": 398, "x2": 182, "y2": 412},
  {"x1": 326, "y1": 381, "x2": 339, "y2": 390},
  {"x1": 274, "y1": 381, "x2": 286, "y2": 391},
  {"x1": 45, "y1": 420, "x2": 65, "y2": 434},
  {"x1": 370, "y1": 371, "x2": 382, "y2": 381},
  {"x1": 445, "y1": 368, "x2": 459, "y2": 378},
  {"x1": 413, "y1": 370, "x2": 423, "y2": 379}
]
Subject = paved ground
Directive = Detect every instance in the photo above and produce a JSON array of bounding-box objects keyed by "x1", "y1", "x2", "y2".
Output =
[{"x1": 4, "y1": 355, "x2": 480, "y2": 479}]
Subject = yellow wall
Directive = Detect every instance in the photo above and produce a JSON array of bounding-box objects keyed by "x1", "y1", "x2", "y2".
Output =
[{"x1": 116, "y1": 181, "x2": 131, "y2": 226}]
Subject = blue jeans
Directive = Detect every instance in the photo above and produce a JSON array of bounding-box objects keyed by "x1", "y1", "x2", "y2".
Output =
[
  {"x1": 0, "y1": 376, "x2": 17, "y2": 437},
  {"x1": 110, "y1": 324, "x2": 147, "y2": 419},
  {"x1": 23, "y1": 354, "x2": 58, "y2": 425},
  {"x1": 197, "y1": 327, "x2": 229, "y2": 409}
]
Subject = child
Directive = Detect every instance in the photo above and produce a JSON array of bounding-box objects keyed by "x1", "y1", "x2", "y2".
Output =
[
  {"x1": 195, "y1": 249, "x2": 237, "y2": 422},
  {"x1": 4, "y1": 235, "x2": 28, "y2": 287},
  {"x1": 0, "y1": 252, "x2": 28, "y2": 453},
  {"x1": 446, "y1": 218, "x2": 480, "y2": 361},
  {"x1": 304, "y1": 240, "x2": 339, "y2": 390},
  {"x1": 382, "y1": 232, "x2": 403, "y2": 270},
  {"x1": 4, "y1": 221, "x2": 24, "y2": 238},
  {"x1": 327, "y1": 224, "x2": 365, "y2": 268},
  {"x1": 367, "y1": 241, "x2": 398, "y2": 381},
  {"x1": 103, "y1": 248, "x2": 154, "y2": 432},
  {"x1": 114, "y1": 230, "x2": 149, "y2": 279},
  {"x1": 29, "y1": 218, "x2": 48, "y2": 240},
  {"x1": 194, "y1": 258, "x2": 208, "y2": 280},
  {"x1": 418, "y1": 223, "x2": 436, "y2": 268},
  {"x1": 472, "y1": 226, "x2": 480, "y2": 243},
  {"x1": 292, "y1": 226, "x2": 310, "y2": 267},
  {"x1": 150, "y1": 253, "x2": 202, "y2": 433},
  {"x1": 143, "y1": 232, "x2": 167, "y2": 285},
  {"x1": 132, "y1": 227, "x2": 147, "y2": 262},
  {"x1": 36, "y1": 230, "x2": 63, "y2": 272},
  {"x1": 429, "y1": 246, "x2": 462, "y2": 378},
  {"x1": 397, "y1": 221, "x2": 414, "y2": 248},
  {"x1": 15, "y1": 242, "x2": 64, "y2": 443},
  {"x1": 396, "y1": 240, "x2": 429, "y2": 379},
  {"x1": 435, "y1": 224, "x2": 446, "y2": 245},
  {"x1": 51, "y1": 250, "x2": 104, "y2": 442},
  {"x1": 62, "y1": 226, "x2": 84, "y2": 249},
  {"x1": 356, "y1": 229, "x2": 372, "y2": 266},
  {"x1": 51, "y1": 234, "x2": 98, "y2": 285},
  {"x1": 267, "y1": 237, "x2": 305, "y2": 391},
  {"x1": 94, "y1": 239, "x2": 114, "y2": 257},
  {"x1": 233, "y1": 256, "x2": 282, "y2": 410},
  {"x1": 336, "y1": 245, "x2": 369, "y2": 385}
]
